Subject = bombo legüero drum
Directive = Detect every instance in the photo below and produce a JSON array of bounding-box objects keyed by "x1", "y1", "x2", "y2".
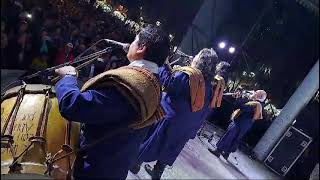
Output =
[{"x1": 1, "y1": 84, "x2": 80, "y2": 179}]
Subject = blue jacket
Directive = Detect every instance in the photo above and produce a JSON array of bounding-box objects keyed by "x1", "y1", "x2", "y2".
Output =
[
  {"x1": 158, "y1": 64, "x2": 172, "y2": 88},
  {"x1": 55, "y1": 76, "x2": 151, "y2": 179},
  {"x1": 138, "y1": 66, "x2": 213, "y2": 166},
  {"x1": 232, "y1": 98, "x2": 262, "y2": 134},
  {"x1": 216, "y1": 98, "x2": 260, "y2": 153}
]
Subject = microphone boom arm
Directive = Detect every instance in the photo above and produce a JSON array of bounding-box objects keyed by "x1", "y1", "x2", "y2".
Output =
[{"x1": 20, "y1": 38, "x2": 127, "y2": 81}]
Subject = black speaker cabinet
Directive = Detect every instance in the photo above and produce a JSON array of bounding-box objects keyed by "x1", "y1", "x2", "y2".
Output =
[{"x1": 264, "y1": 126, "x2": 312, "y2": 176}]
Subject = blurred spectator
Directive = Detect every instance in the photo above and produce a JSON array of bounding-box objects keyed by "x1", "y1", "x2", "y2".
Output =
[
  {"x1": 2, "y1": 0, "x2": 135, "y2": 75},
  {"x1": 52, "y1": 27, "x2": 64, "y2": 48},
  {"x1": 103, "y1": 50, "x2": 129, "y2": 72},
  {"x1": 74, "y1": 44, "x2": 86, "y2": 56},
  {"x1": 39, "y1": 30, "x2": 50, "y2": 52},
  {"x1": 70, "y1": 28, "x2": 81, "y2": 47},
  {"x1": 54, "y1": 42, "x2": 75, "y2": 65},
  {"x1": 16, "y1": 20, "x2": 33, "y2": 68},
  {"x1": 5, "y1": 0, "x2": 22, "y2": 30},
  {"x1": 39, "y1": 29, "x2": 56, "y2": 66},
  {"x1": 1, "y1": 21, "x2": 9, "y2": 68},
  {"x1": 30, "y1": 52, "x2": 49, "y2": 71}
]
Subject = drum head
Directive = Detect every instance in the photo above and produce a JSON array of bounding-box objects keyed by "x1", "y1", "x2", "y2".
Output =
[{"x1": 2, "y1": 84, "x2": 56, "y2": 100}]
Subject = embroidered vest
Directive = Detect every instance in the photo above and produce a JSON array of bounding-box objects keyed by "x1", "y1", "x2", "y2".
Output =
[{"x1": 81, "y1": 66, "x2": 165, "y2": 129}]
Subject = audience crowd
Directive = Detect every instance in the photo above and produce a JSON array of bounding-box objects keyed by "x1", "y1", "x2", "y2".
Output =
[{"x1": 1, "y1": 0, "x2": 135, "y2": 75}]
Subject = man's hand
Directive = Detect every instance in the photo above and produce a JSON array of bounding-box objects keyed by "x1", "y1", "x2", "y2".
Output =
[{"x1": 55, "y1": 66, "x2": 77, "y2": 77}]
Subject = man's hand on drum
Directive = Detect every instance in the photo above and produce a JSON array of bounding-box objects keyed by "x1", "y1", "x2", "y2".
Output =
[{"x1": 55, "y1": 66, "x2": 78, "y2": 77}]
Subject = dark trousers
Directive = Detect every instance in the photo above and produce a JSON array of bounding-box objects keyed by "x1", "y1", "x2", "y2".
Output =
[{"x1": 216, "y1": 121, "x2": 241, "y2": 155}]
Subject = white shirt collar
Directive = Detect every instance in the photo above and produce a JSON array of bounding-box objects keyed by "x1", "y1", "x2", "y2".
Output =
[{"x1": 128, "y1": 60, "x2": 159, "y2": 74}]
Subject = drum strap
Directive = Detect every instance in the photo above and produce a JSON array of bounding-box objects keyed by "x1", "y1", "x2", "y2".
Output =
[
  {"x1": 1, "y1": 84, "x2": 27, "y2": 163},
  {"x1": 2, "y1": 84, "x2": 26, "y2": 137},
  {"x1": 65, "y1": 122, "x2": 73, "y2": 180},
  {"x1": 36, "y1": 90, "x2": 51, "y2": 137}
]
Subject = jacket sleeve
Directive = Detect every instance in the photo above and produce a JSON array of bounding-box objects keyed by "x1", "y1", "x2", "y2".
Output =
[
  {"x1": 158, "y1": 64, "x2": 172, "y2": 88},
  {"x1": 55, "y1": 76, "x2": 137, "y2": 124},
  {"x1": 165, "y1": 72, "x2": 190, "y2": 100}
]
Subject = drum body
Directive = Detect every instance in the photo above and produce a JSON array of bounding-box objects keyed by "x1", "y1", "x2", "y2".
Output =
[{"x1": 1, "y1": 84, "x2": 80, "y2": 179}]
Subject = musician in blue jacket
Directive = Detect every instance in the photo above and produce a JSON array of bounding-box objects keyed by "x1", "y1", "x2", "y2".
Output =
[
  {"x1": 208, "y1": 90, "x2": 267, "y2": 160},
  {"x1": 54, "y1": 24, "x2": 170, "y2": 179},
  {"x1": 130, "y1": 48, "x2": 220, "y2": 179},
  {"x1": 200, "y1": 61, "x2": 231, "y2": 135}
]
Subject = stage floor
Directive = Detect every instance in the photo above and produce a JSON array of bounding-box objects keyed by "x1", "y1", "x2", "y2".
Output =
[{"x1": 127, "y1": 127, "x2": 279, "y2": 179}]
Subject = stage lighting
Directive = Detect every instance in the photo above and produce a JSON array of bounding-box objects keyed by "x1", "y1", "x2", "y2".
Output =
[
  {"x1": 156, "y1": 21, "x2": 161, "y2": 26},
  {"x1": 229, "y1": 47, "x2": 235, "y2": 54},
  {"x1": 218, "y1": 42, "x2": 226, "y2": 49},
  {"x1": 26, "y1": 13, "x2": 32, "y2": 19}
]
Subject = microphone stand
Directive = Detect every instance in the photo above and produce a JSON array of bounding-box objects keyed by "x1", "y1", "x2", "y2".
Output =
[
  {"x1": 20, "y1": 39, "x2": 117, "y2": 82},
  {"x1": 20, "y1": 47, "x2": 114, "y2": 82},
  {"x1": 169, "y1": 50, "x2": 193, "y2": 66},
  {"x1": 169, "y1": 57, "x2": 182, "y2": 66},
  {"x1": 2, "y1": 39, "x2": 127, "y2": 94}
]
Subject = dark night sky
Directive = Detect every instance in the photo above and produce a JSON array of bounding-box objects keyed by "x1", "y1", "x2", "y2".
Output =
[
  {"x1": 114, "y1": 0, "x2": 204, "y2": 44},
  {"x1": 116, "y1": 0, "x2": 318, "y2": 107}
]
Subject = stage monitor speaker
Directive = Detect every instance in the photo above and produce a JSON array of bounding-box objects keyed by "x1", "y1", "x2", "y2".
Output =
[{"x1": 264, "y1": 126, "x2": 312, "y2": 176}]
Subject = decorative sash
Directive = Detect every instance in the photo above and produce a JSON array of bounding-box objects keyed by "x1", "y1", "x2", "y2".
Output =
[
  {"x1": 173, "y1": 67, "x2": 205, "y2": 112},
  {"x1": 230, "y1": 101, "x2": 263, "y2": 121},
  {"x1": 210, "y1": 75, "x2": 225, "y2": 108},
  {"x1": 245, "y1": 101, "x2": 263, "y2": 120}
]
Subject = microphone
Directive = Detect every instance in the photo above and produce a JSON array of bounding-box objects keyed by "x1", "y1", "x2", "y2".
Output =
[
  {"x1": 223, "y1": 92, "x2": 238, "y2": 96},
  {"x1": 97, "y1": 57, "x2": 105, "y2": 62},
  {"x1": 243, "y1": 90, "x2": 255, "y2": 95},
  {"x1": 223, "y1": 90, "x2": 255, "y2": 97},
  {"x1": 176, "y1": 49, "x2": 193, "y2": 59},
  {"x1": 104, "y1": 39, "x2": 130, "y2": 53},
  {"x1": 169, "y1": 49, "x2": 194, "y2": 65}
]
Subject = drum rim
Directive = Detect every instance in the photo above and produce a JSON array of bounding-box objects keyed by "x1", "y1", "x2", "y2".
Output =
[
  {"x1": 1, "y1": 173, "x2": 53, "y2": 179},
  {"x1": 1, "y1": 84, "x2": 56, "y2": 100}
]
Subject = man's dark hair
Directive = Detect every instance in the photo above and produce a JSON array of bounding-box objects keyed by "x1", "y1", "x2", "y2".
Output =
[
  {"x1": 215, "y1": 61, "x2": 231, "y2": 79},
  {"x1": 137, "y1": 24, "x2": 170, "y2": 66},
  {"x1": 192, "y1": 48, "x2": 219, "y2": 80}
]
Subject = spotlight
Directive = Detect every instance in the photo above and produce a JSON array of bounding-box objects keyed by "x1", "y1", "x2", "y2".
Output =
[
  {"x1": 156, "y1": 21, "x2": 161, "y2": 26},
  {"x1": 229, "y1": 47, "x2": 235, "y2": 54},
  {"x1": 26, "y1": 13, "x2": 32, "y2": 19},
  {"x1": 218, "y1": 42, "x2": 226, "y2": 49}
]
